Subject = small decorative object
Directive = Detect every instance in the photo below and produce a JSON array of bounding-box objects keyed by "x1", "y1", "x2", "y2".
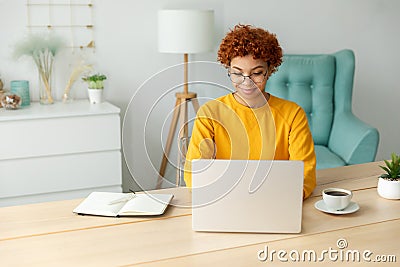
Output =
[
  {"x1": 0, "y1": 93, "x2": 22, "y2": 110},
  {"x1": 0, "y1": 78, "x2": 4, "y2": 108},
  {"x1": 62, "y1": 62, "x2": 93, "y2": 103},
  {"x1": 10, "y1": 80, "x2": 30, "y2": 107},
  {"x1": 13, "y1": 33, "x2": 64, "y2": 105},
  {"x1": 377, "y1": 152, "x2": 400, "y2": 200},
  {"x1": 0, "y1": 92, "x2": 4, "y2": 108},
  {"x1": 82, "y1": 73, "x2": 107, "y2": 104}
]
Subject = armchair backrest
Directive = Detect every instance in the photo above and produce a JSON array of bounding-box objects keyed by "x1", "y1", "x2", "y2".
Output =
[{"x1": 266, "y1": 49, "x2": 355, "y2": 146}]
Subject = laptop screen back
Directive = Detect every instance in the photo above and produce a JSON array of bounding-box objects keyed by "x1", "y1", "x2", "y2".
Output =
[{"x1": 192, "y1": 159, "x2": 304, "y2": 233}]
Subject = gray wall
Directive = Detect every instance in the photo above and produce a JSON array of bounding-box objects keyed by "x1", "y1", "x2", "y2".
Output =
[{"x1": 1, "y1": 0, "x2": 399, "y2": 191}]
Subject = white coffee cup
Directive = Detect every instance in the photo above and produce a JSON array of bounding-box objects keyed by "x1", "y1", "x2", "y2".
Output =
[{"x1": 322, "y1": 188, "x2": 353, "y2": 211}]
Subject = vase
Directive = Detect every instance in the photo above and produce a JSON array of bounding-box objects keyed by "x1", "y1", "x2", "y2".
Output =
[
  {"x1": 88, "y1": 89, "x2": 103, "y2": 104},
  {"x1": 38, "y1": 69, "x2": 54, "y2": 105},
  {"x1": 11, "y1": 80, "x2": 30, "y2": 107},
  {"x1": 377, "y1": 177, "x2": 400, "y2": 200},
  {"x1": 62, "y1": 92, "x2": 74, "y2": 103}
]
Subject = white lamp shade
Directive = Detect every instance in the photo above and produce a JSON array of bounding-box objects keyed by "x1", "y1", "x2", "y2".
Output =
[{"x1": 158, "y1": 9, "x2": 214, "y2": 54}]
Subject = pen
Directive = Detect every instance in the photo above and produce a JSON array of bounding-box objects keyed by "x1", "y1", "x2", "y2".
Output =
[{"x1": 108, "y1": 192, "x2": 136, "y2": 205}]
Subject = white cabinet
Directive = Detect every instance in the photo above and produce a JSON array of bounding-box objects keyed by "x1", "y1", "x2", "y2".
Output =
[{"x1": 0, "y1": 100, "x2": 122, "y2": 207}]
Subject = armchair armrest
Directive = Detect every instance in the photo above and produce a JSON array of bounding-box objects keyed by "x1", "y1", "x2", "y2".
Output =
[{"x1": 328, "y1": 112, "x2": 379, "y2": 165}]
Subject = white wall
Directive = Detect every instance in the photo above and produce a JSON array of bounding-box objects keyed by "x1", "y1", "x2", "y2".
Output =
[{"x1": 1, "y1": 0, "x2": 399, "y2": 192}]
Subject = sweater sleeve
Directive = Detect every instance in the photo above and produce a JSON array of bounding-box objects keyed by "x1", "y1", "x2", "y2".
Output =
[
  {"x1": 183, "y1": 106, "x2": 216, "y2": 187},
  {"x1": 288, "y1": 107, "x2": 317, "y2": 199}
]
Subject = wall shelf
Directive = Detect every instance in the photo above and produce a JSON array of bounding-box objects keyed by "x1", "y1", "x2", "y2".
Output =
[{"x1": 26, "y1": 0, "x2": 95, "y2": 50}]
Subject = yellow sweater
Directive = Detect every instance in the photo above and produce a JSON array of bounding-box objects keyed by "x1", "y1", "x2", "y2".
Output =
[{"x1": 184, "y1": 93, "x2": 316, "y2": 199}]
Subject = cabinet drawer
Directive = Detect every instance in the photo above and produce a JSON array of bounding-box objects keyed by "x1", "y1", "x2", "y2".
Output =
[
  {"x1": 0, "y1": 114, "x2": 120, "y2": 160},
  {"x1": 0, "y1": 150, "x2": 122, "y2": 198}
]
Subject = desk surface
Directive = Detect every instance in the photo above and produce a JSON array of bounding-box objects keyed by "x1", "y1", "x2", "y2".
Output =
[{"x1": 1, "y1": 161, "x2": 399, "y2": 266}]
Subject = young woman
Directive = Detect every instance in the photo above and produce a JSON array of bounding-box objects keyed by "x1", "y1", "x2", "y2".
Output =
[{"x1": 184, "y1": 24, "x2": 316, "y2": 199}]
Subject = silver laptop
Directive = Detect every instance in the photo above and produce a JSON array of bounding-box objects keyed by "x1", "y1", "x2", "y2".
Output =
[{"x1": 192, "y1": 159, "x2": 304, "y2": 233}]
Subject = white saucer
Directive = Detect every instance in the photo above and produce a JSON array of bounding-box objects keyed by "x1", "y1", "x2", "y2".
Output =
[{"x1": 314, "y1": 200, "x2": 360, "y2": 215}]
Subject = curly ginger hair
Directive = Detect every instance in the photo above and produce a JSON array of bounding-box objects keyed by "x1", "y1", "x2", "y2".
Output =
[{"x1": 217, "y1": 24, "x2": 283, "y2": 75}]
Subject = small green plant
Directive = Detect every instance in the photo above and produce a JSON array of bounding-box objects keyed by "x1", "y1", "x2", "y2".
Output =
[
  {"x1": 379, "y1": 153, "x2": 400, "y2": 180},
  {"x1": 82, "y1": 73, "x2": 107, "y2": 89}
]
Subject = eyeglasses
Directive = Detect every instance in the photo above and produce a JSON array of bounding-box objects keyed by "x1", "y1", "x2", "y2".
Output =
[{"x1": 228, "y1": 70, "x2": 268, "y2": 84}]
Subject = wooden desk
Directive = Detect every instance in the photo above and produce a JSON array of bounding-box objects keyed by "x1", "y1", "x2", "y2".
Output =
[{"x1": 0, "y1": 161, "x2": 399, "y2": 266}]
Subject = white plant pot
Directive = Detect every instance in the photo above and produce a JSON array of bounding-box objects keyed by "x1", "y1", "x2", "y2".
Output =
[
  {"x1": 377, "y1": 177, "x2": 400, "y2": 200},
  {"x1": 88, "y1": 89, "x2": 103, "y2": 104}
]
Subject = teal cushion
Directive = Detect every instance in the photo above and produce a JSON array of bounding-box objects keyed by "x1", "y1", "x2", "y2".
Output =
[
  {"x1": 266, "y1": 55, "x2": 335, "y2": 146},
  {"x1": 315, "y1": 145, "x2": 346, "y2": 170}
]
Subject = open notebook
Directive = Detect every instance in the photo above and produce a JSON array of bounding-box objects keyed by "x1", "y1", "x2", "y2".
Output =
[{"x1": 73, "y1": 192, "x2": 174, "y2": 217}]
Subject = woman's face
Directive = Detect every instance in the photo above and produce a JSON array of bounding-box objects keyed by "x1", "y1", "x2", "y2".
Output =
[{"x1": 229, "y1": 55, "x2": 269, "y2": 104}]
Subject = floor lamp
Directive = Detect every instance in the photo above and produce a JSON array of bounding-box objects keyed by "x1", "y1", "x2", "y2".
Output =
[{"x1": 157, "y1": 9, "x2": 214, "y2": 188}]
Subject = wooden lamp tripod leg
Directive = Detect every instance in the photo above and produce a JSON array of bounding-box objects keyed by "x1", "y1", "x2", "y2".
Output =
[
  {"x1": 156, "y1": 97, "x2": 181, "y2": 189},
  {"x1": 176, "y1": 97, "x2": 188, "y2": 186},
  {"x1": 191, "y1": 98, "x2": 200, "y2": 113}
]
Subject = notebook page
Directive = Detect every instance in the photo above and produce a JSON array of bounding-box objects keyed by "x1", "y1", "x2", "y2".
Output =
[
  {"x1": 73, "y1": 192, "x2": 127, "y2": 216},
  {"x1": 118, "y1": 194, "x2": 173, "y2": 215}
]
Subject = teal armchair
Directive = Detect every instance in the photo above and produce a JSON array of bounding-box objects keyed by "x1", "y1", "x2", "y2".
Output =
[{"x1": 266, "y1": 49, "x2": 379, "y2": 169}]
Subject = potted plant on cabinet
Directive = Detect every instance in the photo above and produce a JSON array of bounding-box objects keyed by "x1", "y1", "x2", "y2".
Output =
[
  {"x1": 82, "y1": 73, "x2": 107, "y2": 104},
  {"x1": 377, "y1": 152, "x2": 400, "y2": 200}
]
